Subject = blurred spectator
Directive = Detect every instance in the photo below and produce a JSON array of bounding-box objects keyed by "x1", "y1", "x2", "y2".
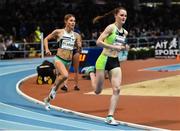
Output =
[
  {"x1": 19, "y1": 23, "x2": 28, "y2": 41},
  {"x1": 34, "y1": 26, "x2": 42, "y2": 43},
  {"x1": 4, "y1": 35, "x2": 19, "y2": 59},
  {"x1": 0, "y1": 34, "x2": 6, "y2": 59},
  {"x1": 5, "y1": 35, "x2": 14, "y2": 47},
  {"x1": 0, "y1": 1, "x2": 179, "y2": 41},
  {"x1": 91, "y1": 29, "x2": 98, "y2": 40},
  {"x1": 12, "y1": 26, "x2": 17, "y2": 40}
]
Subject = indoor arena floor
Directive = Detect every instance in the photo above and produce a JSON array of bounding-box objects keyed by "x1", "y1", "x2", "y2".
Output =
[{"x1": 1, "y1": 58, "x2": 180, "y2": 130}]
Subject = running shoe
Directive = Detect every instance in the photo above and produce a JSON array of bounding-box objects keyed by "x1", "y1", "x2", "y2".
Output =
[
  {"x1": 49, "y1": 87, "x2": 56, "y2": 99},
  {"x1": 61, "y1": 85, "x2": 68, "y2": 92},
  {"x1": 74, "y1": 85, "x2": 80, "y2": 91},
  {"x1": 44, "y1": 98, "x2": 50, "y2": 111},
  {"x1": 81, "y1": 66, "x2": 95, "y2": 75},
  {"x1": 105, "y1": 116, "x2": 119, "y2": 126}
]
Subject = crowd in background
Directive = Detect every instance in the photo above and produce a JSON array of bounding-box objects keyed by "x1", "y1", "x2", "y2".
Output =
[
  {"x1": 0, "y1": 0, "x2": 180, "y2": 59},
  {"x1": 0, "y1": 0, "x2": 180, "y2": 41}
]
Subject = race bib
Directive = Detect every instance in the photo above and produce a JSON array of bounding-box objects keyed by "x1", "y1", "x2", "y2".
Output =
[
  {"x1": 114, "y1": 36, "x2": 126, "y2": 45},
  {"x1": 61, "y1": 39, "x2": 74, "y2": 50}
]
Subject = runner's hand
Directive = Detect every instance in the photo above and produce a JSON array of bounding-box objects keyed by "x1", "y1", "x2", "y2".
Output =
[
  {"x1": 114, "y1": 45, "x2": 126, "y2": 52},
  {"x1": 125, "y1": 44, "x2": 130, "y2": 51},
  {"x1": 45, "y1": 49, "x2": 52, "y2": 55}
]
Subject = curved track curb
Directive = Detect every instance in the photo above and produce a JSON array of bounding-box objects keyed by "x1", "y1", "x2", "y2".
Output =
[{"x1": 16, "y1": 73, "x2": 169, "y2": 131}]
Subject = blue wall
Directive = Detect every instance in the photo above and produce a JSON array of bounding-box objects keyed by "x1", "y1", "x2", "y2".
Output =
[{"x1": 70, "y1": 47, "x2": 102, "y2": 72}]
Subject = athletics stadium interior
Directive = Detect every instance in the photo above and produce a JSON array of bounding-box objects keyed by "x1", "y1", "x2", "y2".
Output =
[{"x1": 0, "y1": 0, "x2": 179, "y2": 59}]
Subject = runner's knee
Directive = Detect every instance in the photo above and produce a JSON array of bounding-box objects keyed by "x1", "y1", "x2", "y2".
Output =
[
  {"x1": 57, "y1": 73, "x2": 68, "y2": 81},
  {"x1": 62, "y1": 74, "x2": 68, "y2": 80},
  {"x1": 113, "y1": 87, "x2": 120, "y2": 95}
]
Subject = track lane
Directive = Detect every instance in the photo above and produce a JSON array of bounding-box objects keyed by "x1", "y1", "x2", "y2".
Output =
[{"x1": 0, "y1": 58, "x2": 167, "y2": 130}]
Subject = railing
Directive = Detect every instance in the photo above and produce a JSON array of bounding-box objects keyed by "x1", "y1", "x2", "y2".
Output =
[{"x1": 0, "y1": 35, "x2": 179, "y2": 60}]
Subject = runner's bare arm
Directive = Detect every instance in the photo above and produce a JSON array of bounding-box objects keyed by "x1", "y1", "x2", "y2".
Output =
[
  {"x1": 75, "y1": 33, "x2": 82, "y2": 53},
  {"x1": 96, "y1": 24, "x2": 125, "y2": 51},
  {"x1": 44, "y1": 29, "x2": 62, "y2": 55}
]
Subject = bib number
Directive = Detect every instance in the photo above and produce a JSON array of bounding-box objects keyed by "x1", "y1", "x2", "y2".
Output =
[{"x1": 61, "y1": 40, "x2": 74, "y2": 50}]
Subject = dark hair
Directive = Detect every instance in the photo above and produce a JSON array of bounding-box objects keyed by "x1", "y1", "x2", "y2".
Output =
[
  {"x1": 92, "y1": 6, "x2": 126, "y2": 24},
  {"x1": 114, "y1": 7, "x2": 126, "y2": 15}
]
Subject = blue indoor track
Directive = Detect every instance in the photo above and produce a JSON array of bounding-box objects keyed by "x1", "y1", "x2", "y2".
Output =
[
  {"x1": 0, "y1": 58, "x2": 167, "y2": 130},
  {"x1": 143, "y1": 64, "x2": 180, "y2": 71}
]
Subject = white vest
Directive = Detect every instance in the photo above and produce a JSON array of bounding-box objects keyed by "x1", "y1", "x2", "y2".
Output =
[{"x1": 57, "y1": 30, "x2": 76, "y2": 50}]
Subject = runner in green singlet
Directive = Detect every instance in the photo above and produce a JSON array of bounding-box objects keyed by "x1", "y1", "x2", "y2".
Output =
[{"x1": 81, "y1": 7, "x2": 128, "y2": 125}]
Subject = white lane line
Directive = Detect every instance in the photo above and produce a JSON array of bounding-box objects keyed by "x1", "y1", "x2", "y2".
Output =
[
  {"x1": 138, "y1": 63, "x2": 180, "y2": 71},
  {"x1": 16, "y1": 74, "x2": 169, "y2": 131},
  {"x1": 0, "y1": 68, "x2": 36, "y2": 77},
  {"x1": 0, "y1": 59, "x2": 49, "y2": 76},
  {"x1": 0, "y1": 119, "x2": 53, "y2": 130},
  {"x1": 0, "y1": 57, "x2": 53, "y2": 66},
  {"x1": 0, "y1": 64, "x2": 38, "y2": 70},
  {"x1": 0, "y1": 102, "x2": 118, "y2": 130}
]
